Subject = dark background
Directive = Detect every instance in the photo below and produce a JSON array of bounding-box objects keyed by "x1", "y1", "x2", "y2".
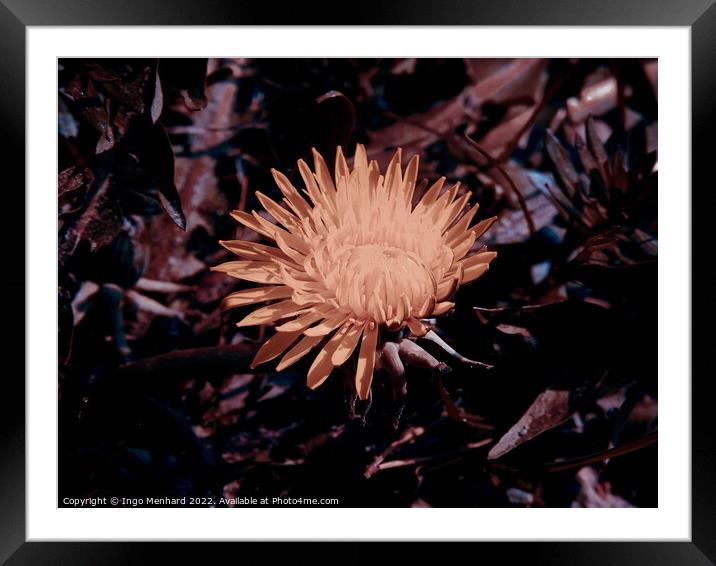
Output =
[{"x1": 57, "y1": 57, "x2": 657, "y2": 509}]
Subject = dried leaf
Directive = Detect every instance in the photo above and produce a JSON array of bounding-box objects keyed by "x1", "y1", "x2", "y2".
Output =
[
  {"x1": 489, "y1": 373, "x2": 602, "y2": 461},
  {"x1": 58, "y1": 98, "x2": 78, "y2": 138},
  {"x1": 85, "y1": 61, "x2": 150, "y2": 114},
  {"x1": 135, "y1": 278, "x2": 192, "y2": 294},
  {"x1": 129, "y1": 118, "x2": 186, "y2": 230},
  {"x1": 544, "y1": 131, "x2": 579, "y2": 198},
  {"x1": 160, "y1": 58, "x2": 208, "y2": 111},
  {"x1": 314, "y1": 90, "x2": 356, "y2": 158},
  {"x1": 488, "y1": 389, "x2": 572, "y2": 460},
  {"x1": 566, "y1": 77, "x2": 618, "y2": 123},
  {"x1": 150, "y1": 63, "x2": 163, "y2": 123},
  {"x1": 572, "y1": 467, "x2": 634, "y2": 508},
  {"x1": 60, "y1": 76, "x2": 115, "y2": 152},
  {"x1": 586, "y1": 115, "x2": 610, "y2": 180},
  {"x1": 70, "y1": 281, "x2": 100, "y2": 327},
  {"x1": 68, "y1": 176, "x2": 123, "y2": 252},
  {"x1": 58, "y1": 167, "x2": 93, "y2": 209},
  {"x1": 495, "y1": 323, "x2": 532, "y2": 338},
  {"x1": 127, "y1": 289, "x2": 185, "y2": 318}
]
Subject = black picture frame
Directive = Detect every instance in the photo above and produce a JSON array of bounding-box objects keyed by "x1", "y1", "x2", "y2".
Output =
[{"x1": 2, "y1": 1, "x2": 712, "y2": 564}]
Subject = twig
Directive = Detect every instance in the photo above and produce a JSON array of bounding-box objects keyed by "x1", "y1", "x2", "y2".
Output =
[
  {"x1": 235, "y1": 156, "x2": 250, "y2": 214},
  {"x1": 437, "y1": 376, "x2": 494, "y2": 431},
  {"x1": 379, "y1": 110, "x2": 536, "y2": 237},
  {"x1": 364, "y1": 423, "x2": 434, "y2": 478},
  {"x1": 495, "y1": 64, "x2": 574, "y2": 162},
  {"x1": 376, "y1": 438, "x2": 493, "y2": 474},
  {"x1": 416, "y1": 438, "x2": 494, "y2": 475},
  {"x1": 463, "y1": 135, "x2": 537, "y2": 235},
  {"x1": 116, "y1": 343, "x2": 257, "y2": 382},
  {"x1": 383, "y1": 112, "x2": 537, "y2": 235},
  {"x1": 543, "y1": 430, "x2": 657, "y2": 473},
  {"x1": 488, "y1": 431, "x2": 658, "y2": 474}
]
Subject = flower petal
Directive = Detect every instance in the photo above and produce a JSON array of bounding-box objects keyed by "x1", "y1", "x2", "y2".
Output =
[
  {"x1": 304, "y1": 311, "x2": 349, "y2": 337},
  {"x1": 355, "y1": 322, "x2": 379, "y2": 400},
  {"x1": 273, "y1": 232, "x2": 308, "y2": 265},
  {"x1": 461, "y1": 254, "x2": 494, "y2": 284},
  {"x1": 416, "y1": 294, "x2": 436, "y2": 318},
  {"x1": 275, "y1": 305, "x2": 331, "y2": 332},
  {"x1": 230, "y1": 210, "x2": 275, "y2": 240},
  {"x1": 335, "y1": 145, "x2": 351, "y2": 181},
  {"x1": 450, "y1": 230, "x2": 478, "y2": 261},
  {"x1": 471, "y1": 216, "x2": 498, "y2": 241},
  {"x1": 444, "y1": 204, "x2": 479, "y2": 241},
  {"x1": 255, "y1": 191, "x2": 301, "y2": 232},
  {"x1": 297, "y1": 160, "x2": 336, "y2": 223},
  {"x1": 331, "y1": 322, "x2": 365, "y2": 366},
  {"x1": 222, "y1": 286, "x2": 294, "y2": 310},
  {"x1": 414, "y1": 176, "x2": 445, "y2": 210},
  {"x1": 431, "y1": 301, "x2": 455, "y2": 316},
  {"x1": 250, "y1": 328, "x2": 304, "y2": 368},
  {"x1": 438, "y1": 190, "x2": 471, "y2": 231},
  {"x1": 271, "y1": 168, "x2": 313, "y2": 218},
  {"x1": 276, "y1": 334, "x2": 323, "y2": 371},
  {"x1": 211, "y1": 260, "x2": 283, "y2": 284},
  {"x1": 219, "y1": 239, "x2": 291, "y2": 263},
  {"x1": 251, "y1": 212, "x2": 311, "y2": 255},
  {"x1": 383, "y1": 148, "x2": 403, "y2": 196},
  {"x1": 402, "y1": 154, "x2": 420, "y2": 204},
  {"x1": 406, "y1": 316, "x2": 429, "y2": 337},
  {"x1": 352, "y1": 143, "x2": 369, "y2": 187},
  {"x1": 430, "y1": 182, "x2": 460, "y2": 218},
  {"x1": 435, "y1": 274, "x2": 462, "y2": 301},
  {"x1": 312, "y1": 148, "x2": 337, "y2": 193},
  {"x1": 236, "y1": 299, "x2": 307, "y2": 327},
  {"x1": 306, "y1": 326, "x2": 349, "y2": 389}
]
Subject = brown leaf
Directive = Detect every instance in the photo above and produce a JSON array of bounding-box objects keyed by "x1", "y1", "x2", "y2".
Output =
[
  {"x1": 487, "y1": 389, "x2": 572, "y2": 460},
  {"x1": 70, "y1": 281, "x2": 100, "y2": 327},
  {"x1": 160, "y1": 58, "x2": 209, "y2": 111},
  {"x1": 60, "y1": 76, "x2": 113, "y2": 151},
  {"x1": 544, "y1": 131, "x2": 579, "y2": 198},
  {"x1": 574, "y1": 134, "x2": 598, "y2": 176},
  {"x1": 58, "y1": 167, "x2": 93, "y2": 209},
  {"x1": 495, "y1": 323, "x2": 532, "y2": 338},
  {"x1": 126, "y1": 289, "x2": 185, "y2": 318},
  {"x1": 586, "y1": 115, "x2": 610, "y2": 181},
  {"x1": 566, "y1": 77, "x2": 618, "y2": 124},
  {"x1": 130, "y1": 118, "x2": 186, "y2": 230},
  {"x1": 314, "y1": 90, "x2": 356, "y2": 158},
  {"x1": 68, "y1": 176, "x2": 123, "y2": 252},
  {"x1": 186, "y1": 77, "x2": 238, "y2": 153},
  {"x1": 571, "y1": 467, "x2": 634, "y2": 508},
  {"x1": 150, "y1": 63, "x2": 163, "y2": 123},
  {"x1": 58, "y1": 98, "x2": 78, "y2": 138},
  {"x1": 86, "y1": 61, "x2": 150, "y2": 114},
  {"x1": 142, "y1": 154, "x2": 227, "y2": 283},
  {"x1": 488, "y1": 371, "x2": 604, "y2": 461},
  {"x1": 368, "y1": 59, "x2": 547, "y2": 157},
  {"x1": 134, "y1": 278, "x2": 192, "y2": 294}
]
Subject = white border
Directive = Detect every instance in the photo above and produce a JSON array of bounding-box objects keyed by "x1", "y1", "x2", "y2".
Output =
[{"x1": 28, "y1": 27, "x2": 691, "y2": 541}]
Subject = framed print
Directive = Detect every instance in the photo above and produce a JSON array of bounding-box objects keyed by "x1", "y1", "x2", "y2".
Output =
[{"x1": 2, "y1": 0, "x2": 713, "y2": 564}]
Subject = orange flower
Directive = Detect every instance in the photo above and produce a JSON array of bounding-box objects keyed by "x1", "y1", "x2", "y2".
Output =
[{"x1": 214, "y1": 145, "x2": 496, "y2": 400}]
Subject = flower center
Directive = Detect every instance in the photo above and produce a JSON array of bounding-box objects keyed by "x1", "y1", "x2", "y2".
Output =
[{"x1": 309, "y1": 241, "x2": 437, "y2": 327}]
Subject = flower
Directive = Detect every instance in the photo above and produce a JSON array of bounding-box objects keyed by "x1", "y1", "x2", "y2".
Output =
[{"x1": 214, "y1": 145, "x2": 496, "y2": 400}]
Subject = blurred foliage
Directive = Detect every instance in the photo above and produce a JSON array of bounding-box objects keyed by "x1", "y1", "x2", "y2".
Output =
[{"x1": 58, "y1": 58, "x2": 657, "y2": 508}]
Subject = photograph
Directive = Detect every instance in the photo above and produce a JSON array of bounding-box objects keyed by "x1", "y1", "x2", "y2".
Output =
[{"x1": 57, "y1": 57, "x2": 658, "y2": 509}]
